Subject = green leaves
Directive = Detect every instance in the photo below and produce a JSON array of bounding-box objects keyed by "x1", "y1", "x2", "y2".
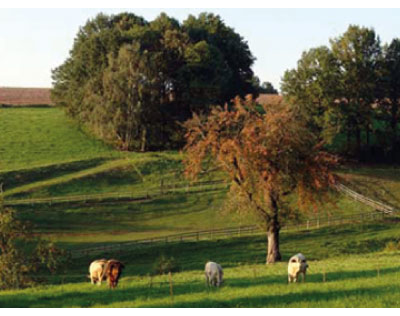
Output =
[
  {"x1": 52, "y1": 12, "x2": 256, "y2": 152},
  {"x1": 0, "y1": 205, "x2": 66, "y2": 290},
  {"x1": 282, "y1": 25, "x2": 393, "y2": 159}
]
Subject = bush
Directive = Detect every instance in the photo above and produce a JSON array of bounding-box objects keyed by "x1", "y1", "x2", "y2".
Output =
[{"x1": 0, "y1": 205, "x2": 66, "y2": 290}]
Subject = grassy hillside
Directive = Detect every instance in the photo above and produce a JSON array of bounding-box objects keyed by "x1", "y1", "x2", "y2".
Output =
[
  {"x1": 0, "y1": 107, "x2": 391, "y2": 253},
  {"x1": 0, "y1": 107, "x2": 117, "y2": 171},
  {"x1": 1, "y1": 221, "x2": 400, "y2": 307},
  {"x1": 339, "y1": 166, "x2": 400, "y2": 208},
  {"x1": 1, "y1": 107, "x2": 400, "y2": 307}
]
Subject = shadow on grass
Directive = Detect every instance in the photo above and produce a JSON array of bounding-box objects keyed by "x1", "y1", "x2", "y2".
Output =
[
  {"x1": 0, "y1": 157, "x2": 109, "y2": 192},
  {"x1": 144, "y1": 284, "x2": 399, "y2": 308},
  {"x1": 224, "y1": 265, "x2": 400, "y2": 288},
  {"x1": 0, "y1": 280, "x2": 207, "y2": 308},
  {"x1": 8, "y1": 264, "x2": 398, "y2": 308}
]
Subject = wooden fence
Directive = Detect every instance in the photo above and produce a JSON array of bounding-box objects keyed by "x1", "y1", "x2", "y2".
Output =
[
  {"x1": 6, "y1": 176, "x2": 396, "y2": 216},
  {"x1": 335, "y1": 183, "x2": 396, "y2": 214},
  {"x1": 69, "y1": 210, "x2": 397, "y2": 258}
]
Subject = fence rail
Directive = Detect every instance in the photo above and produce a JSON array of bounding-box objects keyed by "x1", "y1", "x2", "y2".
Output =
[
  {"x1": 6, "y1": 179, "x2": 396, "y2": 213},
  {"x1": 336, "y1": 183, "x2": 396, "y2": 214},
  {"x1": 5, "y1": 178, "x2": 399, "y2": 257},
  {"x1": 68, "y1": 210, "x2": 397, "y2": 258}
]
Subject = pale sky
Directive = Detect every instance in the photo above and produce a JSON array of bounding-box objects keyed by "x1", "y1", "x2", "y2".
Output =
[{"x1": 2, "y1": 8, "x2": 400, "y2": 91}]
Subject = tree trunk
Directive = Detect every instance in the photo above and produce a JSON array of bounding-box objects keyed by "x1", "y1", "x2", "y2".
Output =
[
  {"x1": 391, "y1": 100, "x2": 398, "y2": 162},
  {"x1": 140, "y1": 127, "x2": 147, "y2": 152},
  {"x1": 355, "y1": 126, "x2": 361, "y2": 158},
  {"x1": 346, "y1": 128, "x2": 351, "y2": 153},
  {"x1": 266, "y1": 193, "x2": 282, "y2": 264},
  {"x1": 266, "y1": 224, "x2": 281, "y2": 264}
]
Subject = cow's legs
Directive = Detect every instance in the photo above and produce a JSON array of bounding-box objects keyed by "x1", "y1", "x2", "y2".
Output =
[
  {"x1": 97, "y1": 272, "x2": 102, "y2": 286},
  {"x1": 205, "y1": 272, "x2": 210, "y2": 287}
]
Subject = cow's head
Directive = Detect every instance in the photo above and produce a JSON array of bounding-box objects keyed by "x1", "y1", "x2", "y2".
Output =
[
  {"x1": 296, "y1": 254, "x2": 308, "y2": 271},
  {"x1": 289, "y1": 254, "x2": 308, "y2": 272}
]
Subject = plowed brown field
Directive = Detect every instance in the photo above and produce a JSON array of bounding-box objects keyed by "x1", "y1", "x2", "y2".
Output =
[{"x1": 0, "y1": 87, "x2": 52, "y2": 106}]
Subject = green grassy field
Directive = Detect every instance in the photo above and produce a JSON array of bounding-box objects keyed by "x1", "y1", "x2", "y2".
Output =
[
  {"x1": 1, "y1": 107, "x2": 400, "y2": 307},
  {"x1": 339, "y1": 166, "x2": 400, "y2": 208},
  {"x1": 1, "y1": 222, "x2": 400, "y2": 307},
  {"x1": 0, "y1": 108, "x2": 378, "y2": 249},
  {"x1": 0, "y1": 107, "x2": 117, "y2": 171}
]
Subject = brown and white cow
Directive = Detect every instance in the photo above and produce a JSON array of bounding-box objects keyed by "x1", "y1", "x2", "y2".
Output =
[{"x1": 101, "y1": 259, "x2": 125, "y2": 289}]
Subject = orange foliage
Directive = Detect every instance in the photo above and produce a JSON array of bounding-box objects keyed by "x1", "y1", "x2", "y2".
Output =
[{"x1": 184, "y1": 95, "x2": 339, "y2": 224}]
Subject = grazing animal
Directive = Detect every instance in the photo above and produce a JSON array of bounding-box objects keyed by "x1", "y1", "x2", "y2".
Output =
[
  {"x1": 101, "y1": 259, "x2": 125, "y2": 289},
  {"x1": 89, "y1": 258, "x2": 108, "y2": 285},
  {"x1": 205, "y1": 261, "x2": 224, "y2": 287},
  {"x1": 288, "y1": 253, "x2": 309, "y2": 283}
]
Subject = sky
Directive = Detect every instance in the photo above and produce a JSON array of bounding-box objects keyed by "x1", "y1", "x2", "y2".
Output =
[{"x1": 2, "y1": 8, "x2": 400, "y2": 91}]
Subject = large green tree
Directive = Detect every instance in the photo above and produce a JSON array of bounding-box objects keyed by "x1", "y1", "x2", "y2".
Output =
[
  {"x1": 52, "y1": 12, "x2": 256, "y2": 151},
  {"x1": 281, "y1": 46, "x2": 341, "y2": 142},
  {"x1": 282, "y1": 25, "x2": 382, "y2": 158},
  {"x1": 330, "y1": 25, "x2": 381, "y2": 155},
  {"x1": 378, "y1": 39, "x2": 400, "y2": 161},
  {"x1": 101, "y1": 43, "x2": 162, "y2": 151}
]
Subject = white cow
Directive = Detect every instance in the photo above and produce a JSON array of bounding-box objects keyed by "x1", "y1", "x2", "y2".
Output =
[
  {"x1": 288, "y1": 253, "x2": 308, "y2": 283},
  {"x1": 205, "y1": 261, "x2": 224, "y2": 287},
  {"x1": 89, "y1": 258, "x2": 107, "y2": 285}
]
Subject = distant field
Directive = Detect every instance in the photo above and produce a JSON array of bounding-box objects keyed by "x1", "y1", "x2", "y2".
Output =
[{"x1": 0, "y1": 87, "x2": 52, "y2": 106}]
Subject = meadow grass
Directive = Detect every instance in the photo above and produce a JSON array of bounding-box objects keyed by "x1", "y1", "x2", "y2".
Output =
[
  {"x1": 1, "y1": 107, "x2": 400, "y2": 307},
  {"x1": 3, "y1": 153, "x2": 184, "y2": 199},
  {"x1": 339, "y1": 166, "x2": 400, "y2": 207},
  {"x1": 1, "y1": 222, "x2": 400, "y2": 307},
  {"x1": 0, "y1": 107, "x2": 116, "y2": 171}
]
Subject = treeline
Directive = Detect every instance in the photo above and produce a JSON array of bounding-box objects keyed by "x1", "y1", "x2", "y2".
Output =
[
  {"x1": 282, "y1": 25, "x2": 400, "y2": 163},
  {"x1": 51, "y1": 12, "x2": 261, "y2": 151}
]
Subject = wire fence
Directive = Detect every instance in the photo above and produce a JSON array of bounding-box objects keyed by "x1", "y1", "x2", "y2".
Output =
[
  {"x1": 68, "y1": 210, "x2": 397, "y2": 258},
  {"x1": 3, "y1": 175, "x2": 398, "y2": 259}
]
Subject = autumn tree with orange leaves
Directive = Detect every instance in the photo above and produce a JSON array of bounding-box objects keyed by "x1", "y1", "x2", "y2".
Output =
[{"x1": 183, "y1": 96, "x2": 338, "y2": 264}]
